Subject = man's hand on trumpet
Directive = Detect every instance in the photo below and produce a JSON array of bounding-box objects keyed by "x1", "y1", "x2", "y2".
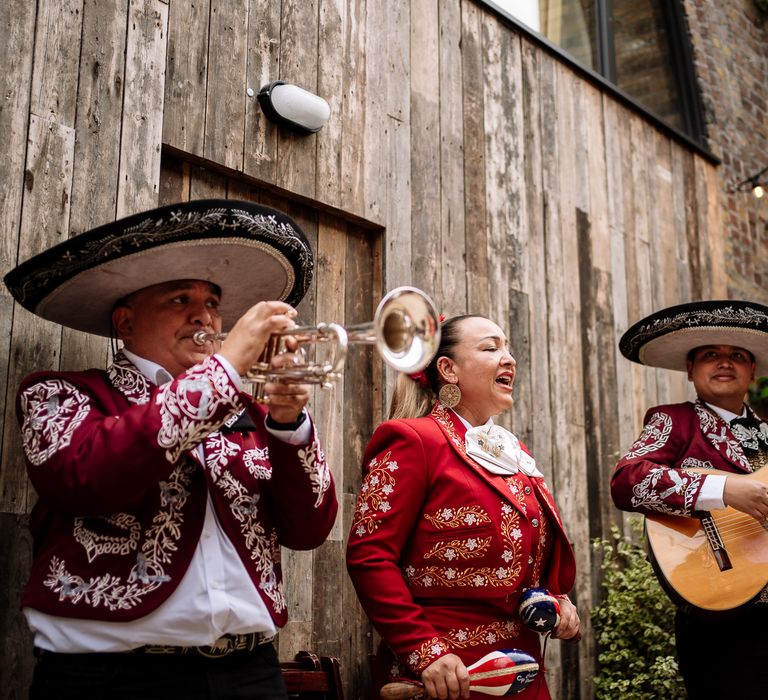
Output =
[
  {"x1": 263, "y1": 343, "x2": 311, "y2": 424},
  {"x1": 217, "y1": 300, "x2": 310, "y2": 423},
  {"x1": 218, "y1": 300, "x2": 298, "y2": 377}
]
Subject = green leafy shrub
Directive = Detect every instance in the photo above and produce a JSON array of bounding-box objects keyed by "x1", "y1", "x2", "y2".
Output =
[
  {"x1": 591, "y1": 519, "x2": 686, "y2": 700},
  {"x1": 748, "y1": 377, "x2": 768, "y2": 421}
]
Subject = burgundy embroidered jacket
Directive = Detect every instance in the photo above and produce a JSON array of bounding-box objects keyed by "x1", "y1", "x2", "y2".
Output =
[
  {"x1": 346, "y1": 404, "x2": 576, "y2": 675},
  {"x1": 612, "y1": 400, "x2": 758, "y2": 516},
  {"x1": 16, "y1": 352, "x2": 337, "y2": 623}
]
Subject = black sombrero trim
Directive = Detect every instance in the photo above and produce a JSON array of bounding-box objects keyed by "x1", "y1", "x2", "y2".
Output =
[
  {"x1": 4, "y1": 202, "x2": 313, "y2": 310},
  {"x1": 620, "y1": 304, "x2": 768, "y2": 361},
  {"x1": 37, "y1": 237, "x2": 298, "y2": 317}
]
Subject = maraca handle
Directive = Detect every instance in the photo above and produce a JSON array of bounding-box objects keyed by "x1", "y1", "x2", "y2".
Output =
[{"x1": 380, "y1": 680, "x2": 425, "y2": 699}]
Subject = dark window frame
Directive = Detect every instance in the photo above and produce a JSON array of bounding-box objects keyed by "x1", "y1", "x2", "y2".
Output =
[{"x1": 478, "y1": 0, "x2": 716, "y2": 163}]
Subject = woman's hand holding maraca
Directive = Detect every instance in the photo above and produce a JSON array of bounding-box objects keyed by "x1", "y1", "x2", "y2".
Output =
[
  {"x1": 420, "y1": 653, "x2": 470, "y2": 700},
  {"x1": 553, "y1": 596, "x2": 580, "y2": 641}
]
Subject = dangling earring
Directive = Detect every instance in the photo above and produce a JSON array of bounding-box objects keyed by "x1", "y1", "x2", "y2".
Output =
[{"x1": 439, "y1": 383, "x2": 461, "y2": 408}]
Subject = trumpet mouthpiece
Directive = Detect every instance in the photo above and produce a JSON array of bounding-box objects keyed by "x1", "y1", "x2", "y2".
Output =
[{"x1": 192, "y1": 330, "x2": 226, "y2": 345}]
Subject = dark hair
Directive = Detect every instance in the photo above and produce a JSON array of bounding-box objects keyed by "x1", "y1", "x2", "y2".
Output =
[{"x1": 424, "y1": 315, "x2": 483, "y2": 391}]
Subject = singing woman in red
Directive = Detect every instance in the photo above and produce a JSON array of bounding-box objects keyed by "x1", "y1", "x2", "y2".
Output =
[{"x1": 347, "y1": 315, "x2": 579, "y2": 700}]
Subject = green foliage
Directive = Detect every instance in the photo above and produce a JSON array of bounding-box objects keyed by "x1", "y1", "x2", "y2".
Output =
[
  {"x1": 748, "y1": 377, "x2": 768, "y2": 420},
  {"x1": 755, "y1": 0, "x2": 768, "y2": 13},
  {"x1": 591, "y1": 520, "x2": 686, "y2": 700}
]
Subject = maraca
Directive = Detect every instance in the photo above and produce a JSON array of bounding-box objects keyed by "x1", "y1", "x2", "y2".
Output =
[
  {"x1": 518, "y1": 587, "x2": 560, "y2": 634},
  {"x1": 380, "y1": 648, "x2": 539, "y2": 699}
]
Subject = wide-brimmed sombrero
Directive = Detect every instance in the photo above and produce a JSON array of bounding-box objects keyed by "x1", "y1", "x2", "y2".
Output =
[
  {"x1": 3, "y1": 199, "x2": 313, "y2": 337},
  {"x1": 619, "y1": 299, "x2": 768, "y2": 376}
]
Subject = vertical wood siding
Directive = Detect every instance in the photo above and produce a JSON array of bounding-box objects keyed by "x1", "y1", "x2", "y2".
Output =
[{"x1": 0, "y1": 1, "x2": 726, "y2": 698}]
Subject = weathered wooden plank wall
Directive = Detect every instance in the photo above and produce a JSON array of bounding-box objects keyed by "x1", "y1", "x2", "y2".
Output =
[{"x1": 0, "y1": 0, "x2": 726, "y2": 698}]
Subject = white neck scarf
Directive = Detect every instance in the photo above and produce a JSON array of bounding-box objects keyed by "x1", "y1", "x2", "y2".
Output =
[{"x1": 454, "y1": 412, "x2": 542, "y2": 477}]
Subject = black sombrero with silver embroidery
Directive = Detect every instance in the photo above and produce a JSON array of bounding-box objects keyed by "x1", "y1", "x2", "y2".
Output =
[
  {"x1": 619, "y1": 299, "x2": 768, "y2": 376},
  {"x1": 3, "y1": 199, "x2": 314, "y2": 337}
]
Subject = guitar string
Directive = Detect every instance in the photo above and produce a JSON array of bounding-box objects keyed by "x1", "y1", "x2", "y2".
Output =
[{"x1": 718, "y1": 523, "x2": 767, "y2": 539}]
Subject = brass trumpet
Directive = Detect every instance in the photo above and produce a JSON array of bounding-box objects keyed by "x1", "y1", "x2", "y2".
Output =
[{"x1": 192, "y1": 286, "x2": 441, "y2": 399}]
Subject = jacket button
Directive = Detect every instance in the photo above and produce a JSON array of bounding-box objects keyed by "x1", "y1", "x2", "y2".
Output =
[
  {"x1": 528, "y1": 555, "x2": 534, "y2": 564},
  {"x1": 524, "y1": 486, "x2": 531, "y2": 495},
  {"x1": 531, "y1": 518, "x2": 539, "y2": 528}
]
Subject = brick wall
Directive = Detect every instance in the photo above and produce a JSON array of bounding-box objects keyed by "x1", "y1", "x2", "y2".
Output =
[{"x1": 682, "y1": 0, "x2": 768, "y2": 304}]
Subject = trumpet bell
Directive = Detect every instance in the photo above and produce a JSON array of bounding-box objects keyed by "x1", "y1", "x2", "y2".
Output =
[{"x1": 374, "y1": 287, "x2": 441, "y2": 374}]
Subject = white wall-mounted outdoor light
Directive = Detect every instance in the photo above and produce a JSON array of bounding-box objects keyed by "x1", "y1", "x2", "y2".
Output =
[{"x1": 257, "y1": 81, "x2": 331, "y2": 134}]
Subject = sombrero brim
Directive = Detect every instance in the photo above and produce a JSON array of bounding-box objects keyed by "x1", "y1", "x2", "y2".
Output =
[
  {"x1": 3, "y1": 200, "x2": 314, "y2": 337},
  {"x1": 619, "y1": 300, "x2": 768, "y2": 377}
]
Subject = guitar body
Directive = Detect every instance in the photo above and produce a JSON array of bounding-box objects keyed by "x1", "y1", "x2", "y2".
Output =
[{"x1": 645, "y1": 467, "x2": 768, "y2": 616}]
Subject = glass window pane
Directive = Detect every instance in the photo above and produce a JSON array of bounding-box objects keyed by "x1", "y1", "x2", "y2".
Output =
[
  {"x1": 497, "y1": 0, "x2": 598, "y2": 70},
  {"x1": 540, "y1": 0, "x2": 598, "y2": 70},
  {"x1": 489, "y1": 0, "x2": 694, "y2": 137},
  {"x1": 612, "y1": 0, "x2": 685, "y2": 130}
]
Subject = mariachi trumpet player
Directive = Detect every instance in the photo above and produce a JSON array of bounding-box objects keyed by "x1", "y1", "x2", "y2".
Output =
[{"x1": 3, "y1": 200, "x2": 338, "y2": 700}]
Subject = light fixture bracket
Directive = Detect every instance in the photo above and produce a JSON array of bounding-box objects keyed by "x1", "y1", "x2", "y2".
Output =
[{"x1": 732, "y1": 164, "x2": 768, "y2": 198}]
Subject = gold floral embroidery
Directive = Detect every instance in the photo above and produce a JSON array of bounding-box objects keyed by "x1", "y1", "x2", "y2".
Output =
[
  {"x1": 404, "y1": 564, "x2": 517, "y2": 588},
  {"x1": 409, "y1": 502, "x2": 523, "y2": 588},
  {"x1": 424, "y1": 506, "x2": 491, "y2": 529},
  {"x1": 423, "y1": 536, "x2": 491, "y2": 562},
  {"x1": 351, "y1": 451, "x2": 398, "y2": 537},
  {"x1": 407, "y1": 636, "x2": 449, "y2": 673},
  {"x1": 529, "y1": 512, "x2": 549, "y2": 587},
  {"x1": 499, "y1": 503, "x2": 523, "y2": 580},
  {"x1": 403, "y1": 622, "x2": 522, "y2": 674},
  {"x1": 431, "y1": 402, "x2": 465, "y2": 451},
  {"x1": 447, "y1": 619, "x2": 522, "y2": 649},
  {"x1": 503, "y1": 476, "x2": 528, "y2": 512}
]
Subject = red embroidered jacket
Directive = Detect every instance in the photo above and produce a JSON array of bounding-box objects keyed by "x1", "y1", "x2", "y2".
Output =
[
  {"x1": 611, "y1": 400, "x2": 757, "y2": 516},
  {"x1": 346, "y1": 404, "x2": 576, "y2": 675},
  {"x1": 16, "y1": 352, "x2": 337, "y2": 624}
]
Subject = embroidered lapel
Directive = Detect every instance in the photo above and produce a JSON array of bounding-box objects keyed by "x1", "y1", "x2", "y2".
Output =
[
  {"x1": 694, "y1": 401, "x2": 751, "y2": 472},
  {"x1": 108, "y1": 351, "x2": 152, "y2": 405},
  {"x1": 107, "y1": 352, "x2": 212, "y2": 468}
]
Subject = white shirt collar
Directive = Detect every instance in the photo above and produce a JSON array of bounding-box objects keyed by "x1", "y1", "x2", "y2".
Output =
[
  {"x1": 121, "y1": 348, "x2": 174, "y2": 386},
  {"x1": 705, "y1": 401, "x2": 746, "y2": 424},
  {"x1": 450, "y1": 408, "x2": 494, "y2": 432}
]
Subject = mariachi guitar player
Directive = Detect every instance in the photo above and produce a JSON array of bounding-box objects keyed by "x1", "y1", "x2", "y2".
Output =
[{"x1": 611, "y1": 299, "x2": 768, "y2": 700}]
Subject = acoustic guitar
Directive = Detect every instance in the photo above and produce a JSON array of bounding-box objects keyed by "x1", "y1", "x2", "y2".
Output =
[{"x1": 645, "y1": 467, "x2": 768, "y2": 616}]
